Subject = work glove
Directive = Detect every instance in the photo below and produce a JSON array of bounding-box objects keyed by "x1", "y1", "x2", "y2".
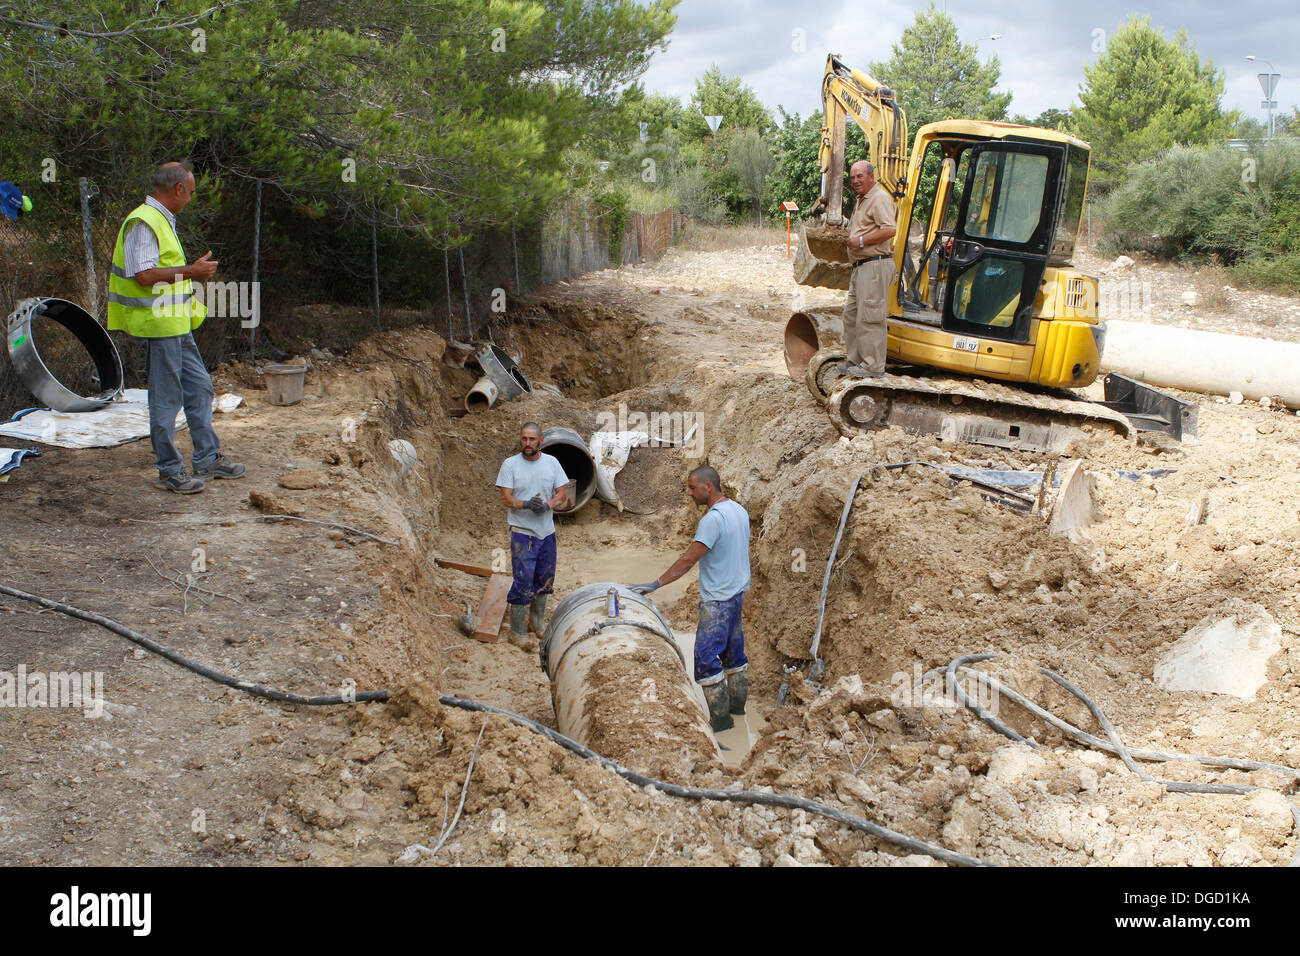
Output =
[
  {"x1": 629, "y1": 581, "x2": 660, "y2": 595},
  {"x1": 525, "y1": 494, "x2": 549, "y2": 514}
]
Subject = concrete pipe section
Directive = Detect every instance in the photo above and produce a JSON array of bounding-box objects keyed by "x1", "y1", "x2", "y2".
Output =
[
  {"x1": 1104, "y1": 321, "x2": 1300, "y2": 407},
  {"x1": 6, "y1": 297, "x2": 124, "y2": 412},
  {"x1": 464, "y1": 375, "x2": 499, "y2": 412},
  {"x1": 541, "y1": 582, "x2": 721, "y2": 773},
  {"x1": 540, "y1": 426, "x2": 597, "y2": 513},
  {"x1": 476, "y1": 344, "x2": 532, "y2": 401},
  {"x1": 783, "y1": 307, "x2": 844, "y2": 382}
]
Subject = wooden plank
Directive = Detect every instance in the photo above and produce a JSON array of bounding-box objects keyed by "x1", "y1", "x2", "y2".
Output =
[
  {"x1": 472, "y1": 573, "x2": 513, "y2": 643},
  {"x1": 434, "y1": 555, "x2": 494, "y2": 578}
]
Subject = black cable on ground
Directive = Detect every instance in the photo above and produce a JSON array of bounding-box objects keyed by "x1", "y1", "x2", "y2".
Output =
[
  {"x1": 435, "y1": 695, "x2": 990, "y2": 867},
  {"x1": 937, "y1": 653, "x2": 1300, "y2": 866},
  {"x1": 1, "y1": 580, "x2": 989, "y2": 866},
  {"x1": 0, "y1": 583, "x2": 388, "y2": 706}
]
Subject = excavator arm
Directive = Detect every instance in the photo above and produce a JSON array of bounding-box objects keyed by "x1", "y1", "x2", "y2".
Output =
[{"x1": 814, "y1": 54, "x2": 909, "y2": 224}]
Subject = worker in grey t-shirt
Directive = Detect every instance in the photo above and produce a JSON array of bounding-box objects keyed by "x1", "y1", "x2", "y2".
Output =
[
  {"x1": 631, "y1": 464, "x2": 751, "y2": 732},
  {"x1": 495, "y1": 422, "x2": 574, "y2": 648}
]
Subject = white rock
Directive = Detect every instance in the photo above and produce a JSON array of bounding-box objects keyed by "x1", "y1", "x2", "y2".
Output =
[
  {"x1": 1181, "y1": 290, "x2": 1198, "y2": 307},
  {"x1": 1111, "y1": 255, "x2": 1135, "y2": 272},
  {"x1": 1219, "y1": 840, "x2": 1263, "y2": 867},
  {"x1": 1113, "y1": 838, "x2": 1153, "y2": 866},
  {"x1": 1153, "y1": 602, "x2": 1283, "y2": 699},
  {"x1": 986, "y1": 745, "x2": 1045, "y2": 786},
  {"x1": 1244, "y1": 789, "x2": 1295, "y2": 839},
  {"x1": 1228, "y1": 391, "x2": 1244, "y2": 405},
  {"x1": 1153, "y1": 839, "x2": 1191, "y2": 866}
]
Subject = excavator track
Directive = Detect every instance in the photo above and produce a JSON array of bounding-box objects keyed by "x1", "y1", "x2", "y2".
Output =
[{"x1": 813, "y1": 354, "x2": 1133, "y2": 453}]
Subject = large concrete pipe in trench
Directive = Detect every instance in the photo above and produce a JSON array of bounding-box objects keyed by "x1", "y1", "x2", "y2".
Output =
[
  {"x1": 783, "y1": 308, "x2": 844, "y2": 381},
  {"x1": 1104, "y1": 321, "x2": 1300, "y2": 407},
  {"x1": 541, "y1": 582, "x2": 721, "y2": 774},
  {"x1": 540, "y1": 426, "x2": 597, "y2": 513}
]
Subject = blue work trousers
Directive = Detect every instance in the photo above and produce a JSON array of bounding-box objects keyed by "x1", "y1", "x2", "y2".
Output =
[
  {"x1": 695, "y1": 590, "x2": 748, "y2": 681},
  {"x1": 507, "y1": 531, "x2": 557, "y2": 605},
  {"x1": 141, "y1": 333, "x2": 220, "y2": 476}
]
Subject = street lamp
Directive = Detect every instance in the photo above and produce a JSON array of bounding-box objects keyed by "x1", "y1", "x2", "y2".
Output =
[{"x1": 1246, "y1": 55, "x2": 1280, "y2": 139}]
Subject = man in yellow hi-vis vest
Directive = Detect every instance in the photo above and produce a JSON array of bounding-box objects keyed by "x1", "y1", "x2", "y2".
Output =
[{"x1": 108, "y1": 162, "x2": 244, "y2": 493}]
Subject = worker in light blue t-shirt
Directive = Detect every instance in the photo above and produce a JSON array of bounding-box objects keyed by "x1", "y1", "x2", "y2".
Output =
[
  {"x1": 631, "y1": 465, "x2": 750, "y2": 732},
  {"x1": 495, "y1": 422, "x2": 574, "y2": 649}
]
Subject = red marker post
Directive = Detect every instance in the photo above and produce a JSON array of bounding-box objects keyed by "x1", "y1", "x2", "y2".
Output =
[{"x1": 781, "y1": 201, "x2": 799, "y2": 257}]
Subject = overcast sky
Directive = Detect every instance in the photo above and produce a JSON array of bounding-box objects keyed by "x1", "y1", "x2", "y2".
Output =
[{"x1": 638, "y1": 0, "x2": 1297, "y2": 126}]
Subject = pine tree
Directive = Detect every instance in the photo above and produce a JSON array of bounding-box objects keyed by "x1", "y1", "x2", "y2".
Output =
[{"x1": 1075, "y1": 15, "x2": 1230, "y2": 190}]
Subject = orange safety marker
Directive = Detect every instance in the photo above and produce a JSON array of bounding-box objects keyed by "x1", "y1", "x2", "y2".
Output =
[{"x1": 782, "y1": 201, "x2": 800, "y2": 257}]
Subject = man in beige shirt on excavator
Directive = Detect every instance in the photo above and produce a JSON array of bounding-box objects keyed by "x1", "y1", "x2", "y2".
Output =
[{"x1": 842, "y1": 160, "x2": 897, "y2": 377}]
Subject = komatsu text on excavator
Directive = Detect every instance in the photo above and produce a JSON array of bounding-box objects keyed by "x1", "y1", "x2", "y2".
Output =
[{"x1": 784, "y1": 54, "x2": 1189, "y2": 452}]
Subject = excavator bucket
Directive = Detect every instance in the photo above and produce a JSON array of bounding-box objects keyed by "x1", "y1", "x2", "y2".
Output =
[{"x1": 794, "y1": 222, "x2": 853, "y2": 289}]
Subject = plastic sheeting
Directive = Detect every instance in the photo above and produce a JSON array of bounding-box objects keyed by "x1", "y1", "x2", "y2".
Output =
[{"x1": 0, "y1": 388, "x2": 183, "y2": 448}]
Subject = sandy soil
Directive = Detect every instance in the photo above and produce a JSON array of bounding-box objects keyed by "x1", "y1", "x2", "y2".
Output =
[{"x1": 2, "y1": 237, "x2": 1298, "y2": 866}]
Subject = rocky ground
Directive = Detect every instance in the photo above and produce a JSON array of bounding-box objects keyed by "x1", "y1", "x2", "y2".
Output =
[{"x1": 1, "y1": 234, "x2": 1297, "y2": 866}]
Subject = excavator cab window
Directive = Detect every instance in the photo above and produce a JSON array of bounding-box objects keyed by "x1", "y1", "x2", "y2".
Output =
[
  {"x1": 900, "y1": 141, "x2": 969, "y2": 313},
  {"x1": 943, "y1": 140, "x2": 1065, "y2": 344}
]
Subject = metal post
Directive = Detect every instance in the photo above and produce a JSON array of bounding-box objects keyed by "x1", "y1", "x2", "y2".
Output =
[
  {"x1": 459, "y1": 247, "x2": 471, "y2": 340},
  {"x1": 512, "y1": 228, "x2": 521, "y2": 293},
  {"x1": 371, "y1": 200, "x2": 381, "y2": 329},
  {"x1": 78, "y1": 178, "x2": 100, "y2": 321},
  {"x1": 444, "y1": 242, "x2": 453, "y2": 343},
  {"x1": 250, "y1": 181, "x2": 262, "y2": 359}
]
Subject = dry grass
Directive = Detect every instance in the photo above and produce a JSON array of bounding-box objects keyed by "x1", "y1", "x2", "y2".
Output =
[
  {"x1": 1192, "y1": 261, "x2": 1234, "y2": 313},
  {"x1": 677, "y1": 222, "x2": 786, "y2": 252}
]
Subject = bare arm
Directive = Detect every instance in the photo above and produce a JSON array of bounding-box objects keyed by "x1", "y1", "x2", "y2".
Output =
[
  {"x1": 549, "y1": 481, "x2": 575, "y2": 511},
  {"x1": 850, "y1": 225, "x2": 896, "y2": 249},
  {"x1": 499, "y1": 486, "x2": 525, "y2": 510},
  {"x1": 134, "y1": 250, "x2": 218, "y2": 286},
  {"x1": 652, "y1": 541, "x2": 710, "y2": 589}
]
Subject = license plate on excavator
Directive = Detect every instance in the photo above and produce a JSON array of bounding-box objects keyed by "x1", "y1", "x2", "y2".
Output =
[{"x1": 953, "y1": 336, "x2": 979, "y2": 352}]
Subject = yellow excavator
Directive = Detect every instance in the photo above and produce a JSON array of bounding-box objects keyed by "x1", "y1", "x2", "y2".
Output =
[{"x1": 784, "y1": 54, "x2": 1186, "y2": 452}]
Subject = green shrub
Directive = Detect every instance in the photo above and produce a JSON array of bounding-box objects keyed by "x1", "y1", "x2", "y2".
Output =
[
  {"x1": 1230, "y1": 252, "x2": 1300, "y2": 294},
  {"x1": 1102, "y1": 140, "x2": 1300, "y2": 294}
]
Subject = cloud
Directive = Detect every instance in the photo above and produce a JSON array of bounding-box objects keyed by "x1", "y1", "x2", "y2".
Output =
[{"x1": 639, "y1": 1, "x2": 1297, "y2": 125}]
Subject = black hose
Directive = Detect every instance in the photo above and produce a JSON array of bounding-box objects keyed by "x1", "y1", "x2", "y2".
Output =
[
  {"x1": 0, "y1": 580, "x2": 989, "y2": 866},
  {"x1": 435, "y1": 695, "x2": 991, "y2": 867},
  {"x1": 0, "y1": 583, "x2": 389, "y2": 706}
]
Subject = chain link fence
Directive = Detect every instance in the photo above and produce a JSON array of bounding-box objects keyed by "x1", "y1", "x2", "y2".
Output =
[{"x1": 1, "y1": 190, "x2": 678, "y2": 419}]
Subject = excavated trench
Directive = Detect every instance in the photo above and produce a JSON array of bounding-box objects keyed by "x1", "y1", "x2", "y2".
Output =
[{"x1": 339, "y1": 262, "x2": 1300, "y2": 866}]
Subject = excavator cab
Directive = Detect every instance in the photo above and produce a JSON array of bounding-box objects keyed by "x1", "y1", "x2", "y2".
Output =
[{"x1": 888, "y1": 122, "x2": 1100, "y2": 388}]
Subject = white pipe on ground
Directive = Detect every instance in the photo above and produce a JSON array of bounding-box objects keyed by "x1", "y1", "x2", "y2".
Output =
[
  {"x1": 541, "y1": 582, "x2": 721, "y2": 773},
  {"x1": 464, "y1": 375, "x2": 499, "y2": 412},
  {"x1": 1104, "y1": 321, "x2": 1300, "y2": 406}
]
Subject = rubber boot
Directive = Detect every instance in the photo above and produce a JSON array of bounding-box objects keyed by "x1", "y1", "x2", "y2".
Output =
[
  {"x1": 701, "y1": 678, "x2": 734, "y2": 732},
  {"x1": 507, "y1": 603, "x2": 533, "y2": 650},
  {"x1": 725, "y1": 664, "x2": 748, "y2": 716},
  {"x1": 529, "y1": 594, "x2": 548, "y2": 636}
]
